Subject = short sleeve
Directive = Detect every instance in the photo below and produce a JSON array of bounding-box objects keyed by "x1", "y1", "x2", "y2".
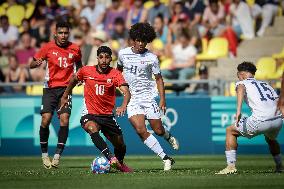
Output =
[
  {"x1": 34, "y1": 44, "x2": 48, "y2": 60},
  {"x1": 114, "y1": 71, "x2": 127, "y2": 87},
  {"x1": 235, "y1": 81, "x2": 245, "y2": 91},
  {"x1": 152, "y1": 56, "x2": 161, "y2": 75},
  {"x1": 76, "y1": 67, "x2": 84, "y2": 81},
  {"x1": 117, "y1": 50, "x2": 123, "y2": 67}
]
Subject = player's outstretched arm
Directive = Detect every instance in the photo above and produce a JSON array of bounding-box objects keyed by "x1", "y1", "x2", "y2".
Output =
[
  {"x1": 59, "y1": 74, "x2": 79, "y2": 111},
  {"x1": 30, "y1": 58, "x2": 44, "y2": 69},
  {"x1": 116, "y1": 85, "x2": 131, "y2": 117},
  {"x1": 155, "y1": 73, "x2": 166, "y2": 115},
  {"x1": 236, "y1": 84, "x2": 245, "y2": 124}
]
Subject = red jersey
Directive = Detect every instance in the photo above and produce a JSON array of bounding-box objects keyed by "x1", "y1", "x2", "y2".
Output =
[
  {"x1": 34, "y1": 41, "x2": 81, "y2": 88},
  {"x1": 77, "y1": 66, "x2": 127, "y2": 115}
]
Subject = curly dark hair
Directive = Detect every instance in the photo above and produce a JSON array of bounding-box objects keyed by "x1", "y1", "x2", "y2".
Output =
[
  {"x1": 129, "y1": 23, "x2": 156, "y2": 43},
  {"x1": 56, "y1": 20, "x2": 70, "y2": 30},
  {"x1": 97, "y1": 46, "x2": 112, "y2": 56},
  {"x1": 237, "y1": 61, "x2": 257, "y2": 75}
]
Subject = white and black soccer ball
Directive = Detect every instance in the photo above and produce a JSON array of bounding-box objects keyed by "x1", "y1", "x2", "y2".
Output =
[{"x1": 91, "y1": 156, "x2": 111, "y2": 174}]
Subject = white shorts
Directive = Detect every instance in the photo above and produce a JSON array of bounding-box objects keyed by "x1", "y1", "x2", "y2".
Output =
[
  {"x1": 236, "y1": 115, "x2": 283, "y2": 140},
  {"x1": 127, "y1": 99, "x2": 162, "y2": 119}
]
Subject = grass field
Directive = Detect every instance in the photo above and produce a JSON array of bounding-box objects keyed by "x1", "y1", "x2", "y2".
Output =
[{"x1": 0, "y1": 155, "x2": 284, "y2": 189}]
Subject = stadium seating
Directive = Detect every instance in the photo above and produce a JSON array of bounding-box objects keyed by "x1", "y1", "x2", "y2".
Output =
[
  {"x1": 26, "y1": 85, "x2": 43, "y2": 96},
  {"x1": 0, "y1": 6, "x2": 5, "y2": 16},
  {"x1": 246, "y1": 0, "x2": 255, "y2": 7},
  {"x1": 144, "y1": 1, "x2": 154, "y2": 9},
  {"x1": 58, "y1": 0, "x2": 70, "y2": 7},
  {"x1": 255, "y1": 57, "x2": 276, "y2": 80},
  {"x1": 196, "y1": 37, "x2": 229, "y2": 61},
  {"x1": 201, "y1": 38, "x2": 208, "y2": 54},
  {"x1": 72, "y1": 85, "x2": 84, "y2": 95},
  {"x1": 6, "y1": 5, "x2": 25, "y2": 26}
]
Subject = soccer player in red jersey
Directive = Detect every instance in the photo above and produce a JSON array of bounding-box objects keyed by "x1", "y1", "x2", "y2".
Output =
[
  {"x1": 60, "y1": 46, "x2": 133, "y2": 173},
  {"x1": 30, "y1": 21, "x2": 82, "y2": 169}
]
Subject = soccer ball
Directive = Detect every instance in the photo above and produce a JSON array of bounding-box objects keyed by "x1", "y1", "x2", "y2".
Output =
[{"x1": 91, "y1": 156, "x2": 111, "y2": 174}]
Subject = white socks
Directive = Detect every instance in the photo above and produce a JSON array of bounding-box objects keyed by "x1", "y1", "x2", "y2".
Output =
[
  {"x1": 162, "y1": 130, "x2": 170, "y2": 140},
  {"x1": 42, "y1": 153, "x2": 48, "y2": 158},
  {"x1": 144, "y1": 134, "x2": 166, "y2": 159},
  {"x1": 225, "y1": 150, "x2": 236, "y2": 166},
  {"x1": 273, "y1": 154, "x2": 282, "y2": 166},
  {"x1": 54, "y1": 154, "x2": 61, "y2": 160}
]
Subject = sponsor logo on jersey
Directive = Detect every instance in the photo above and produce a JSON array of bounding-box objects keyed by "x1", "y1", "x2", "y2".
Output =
[
  {"x1": 107, "y1": 79, "x2": 112, "y2": 83},
  {"x1": 88, "y1": 77, "x2": 95, "y2": 80},
  {"x1": 52, "y1": 51, "x2": 58, "y2": 56},
  {"x1": 69, "y1": 53, "x2": 74, "y2": 59}
]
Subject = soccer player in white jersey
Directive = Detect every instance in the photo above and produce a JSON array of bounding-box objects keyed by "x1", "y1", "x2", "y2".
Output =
[
  {"x1": 216, "y1": 62, "x2": 283, "y2": 174},
  {"x1": 117, "y1": 23, "x2": 179, "y2": 171}
]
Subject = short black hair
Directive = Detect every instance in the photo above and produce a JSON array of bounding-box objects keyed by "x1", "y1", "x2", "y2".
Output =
[
  {"x1": 0, "y1": 15, "x2": 8, "y2": 21},
  {"x1": 237, "y1": 62, "x2": 257, "y2": 75},
  {"x1": 129, "y1": 23, "x2": 156, "y2": 43},
  {"x1": 114, "y1": 17, "x2": 125, "y2": 25},
  {"x1": 97, "y1": 46, "x2": 112, "y2": 56},
  {"x1": 56, "y1": 20, "x2": 70, "y2": 30}
]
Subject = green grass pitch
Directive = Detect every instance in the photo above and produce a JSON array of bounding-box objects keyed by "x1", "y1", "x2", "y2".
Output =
[{"x1": 0, "y1": 155, "x2": 284, "y2": 189}]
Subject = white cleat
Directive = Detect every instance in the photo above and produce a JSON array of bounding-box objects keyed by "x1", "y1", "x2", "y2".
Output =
[
  {"x1": 51, "y1": 158, "x2": 60, "y2": 168},
  {"x1": 42, "y1": 156, "x2": 52, "y2": 169},
  {"x1": 163, "y1": 157, "x2": 175, "y2": 171},
  {"x1": 168, "y1": 136, "x2": 179, "y2": 150},
  {"x1": 215, "y1": 165, "x2": 237, "y2": 175}
]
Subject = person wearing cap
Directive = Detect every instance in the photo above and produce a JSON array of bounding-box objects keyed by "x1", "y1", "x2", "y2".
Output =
[{"x1": 86, "y1": 30, "x2": 109, "y2": 66}]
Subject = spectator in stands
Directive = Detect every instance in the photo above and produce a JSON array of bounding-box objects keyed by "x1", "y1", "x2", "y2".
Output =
[
  {"x1": 15, "y1": 32, "x2": 37, "y2": 68},
  {"x1": 87, "y1": 30, "x2": 109, "y2": 66},
  {"x1": 229, "y1": 0, "x2": 255, "y2": 39},
  {"x1": 168, "y1": 13, "x2": 201, "y2": 52},
  {"x1": 44, "y1": 0, "x2": 69, "y2": 23},
  {"x1": 147, "y1": 0, "x2": 170, "y2": 25},
  {"x1": 153, "y1": 14, "x2": 169, "y2": 46},
  {"x1": 193, "y1": 65, "x2": 209, "y2": 95},
  {"x1": 170, "y1": 0, "x2": 189, "y2": 24},
  {"x1": 80, "y1": 0, "x2": 106, "y2": 30},
  {"x1": 184, "y1": 0, "x2": 205, "y2": 28},
  {"x1": 0, "y1": 46, "x2": 10, "y2": 77},
  {"x1": 109, "y1": 17, "x2": 129, "y2": 49},
  {"x1": 71, "y1": 17, "x2": 93, "y2": 45},
  {"x1": 0, "y1": 15, "x2": 19, "y2": 48},
  {"x1": 201, "y1": 0, "x2": 226, "y2": 37},
  {"x1": 162, "y1": 29, "x2": 197, "y2": 87},
  {"x1": 104, "y1": 0, "x2": 128, "y2": 34},
  {"x1": 126, "y1": 0, "x2": 148, "y2": 28},
  {"x1": 252, "y1": 0, "x2": 280, "y2": 37},
  {"x1": 5, "y1": 54, "x2": 26, "y2": 93}
]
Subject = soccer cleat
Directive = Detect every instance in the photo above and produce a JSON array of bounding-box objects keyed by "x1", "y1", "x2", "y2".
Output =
[
  {"x1": 168, "y1": 136, "x2": 179, "y2": 150},
  {"x1": 163, "y1": 156, "x2": 175, "y2": 171},
  {"x1": 42, "y1": 156, "x2": 52, "y2": 169},
  {"x1": 275, "y1": 164, "x2": 283, "y2": 173},
  {"x1": 118, "y1": 163, "x2": 133, "y2": 173},
  {"x1": 215, "y1": 165, "x2": 237, "y2": 175},
  {"x1": 51, "y1": 158, "x2": 60, "y2": 168},
  {"x1": 109, "y1": 157, "x2": 122, "y2": 170}
]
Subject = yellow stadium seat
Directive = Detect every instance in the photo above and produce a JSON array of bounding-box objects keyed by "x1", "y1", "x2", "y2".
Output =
[
  {"x1": 25, "y1": 3, "x2": 35, "y2": 19},
  {"x1": 111, "y1": 40, "x2": 120, "y2": 51},
  {"x1": 246, "y1": 0, "x2": 255, "y2": 7},
  {"x1": 272, "y1": 47, "x2": 284, "y2": 59},
  {"x1": 1, "y1": 3, "x2": 8, "y2": 9},
  {"x1": 0, "y1": 6, "x2": 5, "y2": 16},
  {"x1": 144, "y1": 1, "x2": 154, "y2": 10},
  {"x1": 160, "y1": 58, "x2": 172, "y2": 70},
  {"x1": 26, "y1": 85, "x2": 43, "y2": 96},
  {"x1": 6, "y1": 5, "x2": 25, "y2": 26},
  {"x1": 58, "y1": 0, "x2": 70, "y2": 7},
  {"x1": 160, "y1": 0, "x2": 170, "y2": 5},
  {"x1": 229, "y1": 82, "x2": 236, "y2": 96},
  {"x1": 201, "y1": 38, "x2": 208, "y2": 54},
  {"x1": 72, "y1": 85, "x2": 84, "y2": 95},
  {"x1": 255, "y1": 57, "x2": 276, "y2": 80},
  {"x1": 196, "y1": 37, "x2": 228, "y2": 61},
  {"x1": 152, "y1": 38, "x2": 164, "y2": 51}
]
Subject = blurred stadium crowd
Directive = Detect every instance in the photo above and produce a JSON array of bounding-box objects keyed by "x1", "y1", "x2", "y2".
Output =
[{"x1": 0, "y1": 0, "x2": 283, "y2": 94}]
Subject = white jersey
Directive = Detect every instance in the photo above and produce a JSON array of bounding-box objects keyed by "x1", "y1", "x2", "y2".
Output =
[
  {"x1": 117, "y1": 47, "x2": 161, "y2": 101},
  {"x1": 236, "y1": 78, "x2": 279, "y2": 120}
]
